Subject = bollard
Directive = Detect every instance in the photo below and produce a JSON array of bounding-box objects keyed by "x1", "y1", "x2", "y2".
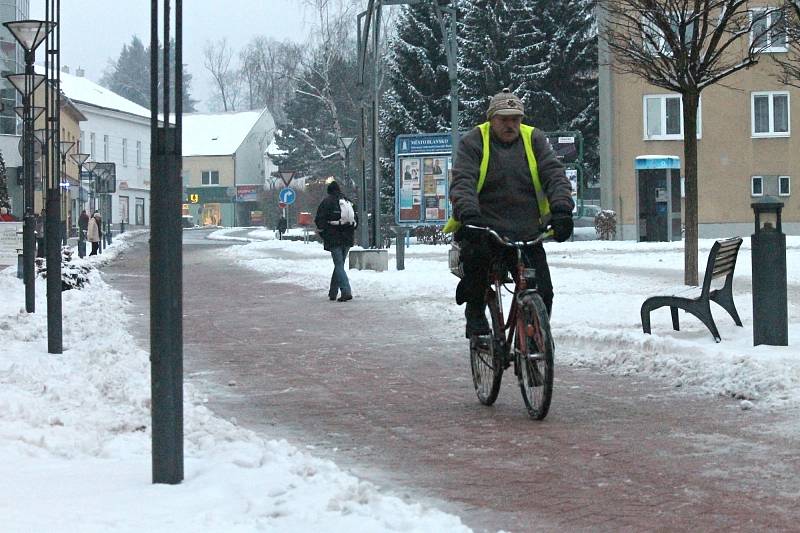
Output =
[
  {"x1": 391, "y1": 225, "x2": 408, "y2": 271},
  {"x1": 120, "y1": 221, "x2": 126, "y2": 234},
  {"x1": 751, "y1": 197, "x2": 788, "y2": 346}
]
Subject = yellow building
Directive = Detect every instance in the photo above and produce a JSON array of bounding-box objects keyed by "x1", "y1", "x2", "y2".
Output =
[{"x1": 599, "y1": 4, "x2": 798, "y2": 240}]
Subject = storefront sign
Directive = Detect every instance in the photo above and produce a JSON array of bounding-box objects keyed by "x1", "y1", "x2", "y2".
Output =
[
  {"x1": 236, "y1": 185, "x2": 260, "y2": 202},
  {"x1": 185, "y1": 186, "x2": 230, "y2": 204}
]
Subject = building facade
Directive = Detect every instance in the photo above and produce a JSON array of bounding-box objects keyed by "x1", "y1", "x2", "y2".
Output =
[
  {"x1": 599, "y1": 4, "x2": 799, "y2": 240},
  {"x1": 182, "y1": 109, "x2": 275, "y2": 227}
]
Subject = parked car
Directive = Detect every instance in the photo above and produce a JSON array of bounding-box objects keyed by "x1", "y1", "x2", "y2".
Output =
[
  {"x1": 181, "y1": 215, "x2": 195, "y2": 228},
  {"x1": 572, "y1": 204, "x2": 603, "y2": 241}
]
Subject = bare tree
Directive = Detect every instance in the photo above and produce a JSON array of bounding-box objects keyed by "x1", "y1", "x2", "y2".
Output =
[
  {"x1": 203, "y1": 38, "x2": 241, "y2": 112},
  {"x1": 239, "y1": 37, "x2": 303, "y2": 120},
  {"x1": 772, "y1": 2, "x2": 800, "y2": 87},
  {"x1": 601, "y1": 0, "x2": 781, "y2": 285}
]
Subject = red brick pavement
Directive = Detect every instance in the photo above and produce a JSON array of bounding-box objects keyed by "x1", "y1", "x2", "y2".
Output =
[{"x1": 105, "y1": 235, "x2": 800, "y2": 533}]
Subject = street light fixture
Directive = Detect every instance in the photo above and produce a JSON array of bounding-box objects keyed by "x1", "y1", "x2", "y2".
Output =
[
  {"x1": 14, "y1": 105, "x2": 44, "y2": 121},
  {"x1": 3, "y1": 19, "x2": 55, "y2": 314}
]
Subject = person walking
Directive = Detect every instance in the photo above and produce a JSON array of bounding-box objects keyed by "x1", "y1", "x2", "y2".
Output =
[
  {"x1": 445, "y1": 88, "x2": 575, "y2": 337},
  {"x1": 78, "y1": 209, "x2": 89, "y2": 239},
  {"x1": 0, "y1": 206, "x2": 15, "y2": 221},
  {"x1": 34, "y1": 209, "x2": 45, "y2": 258},
  {"x1": 87, "y1": 211, "x2": 102, "y2": 256},
  {"x1": 277, "y1": 215, "x2": 287, "y2": 240},
  {"x1": 314, "y1": 179, "x2": 358, "y2": 302}
]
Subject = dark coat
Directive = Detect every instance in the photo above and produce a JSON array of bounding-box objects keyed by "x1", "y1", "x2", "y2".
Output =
[
  {"x1": 315, "y1": 192, "x2": 358, "y2": 251},
  {"x1": 450, "y1": 126, "x2": 574, "y2": 241},
  {"x1": 79, "y1": 212, "x2": 90, "y2": 231}
]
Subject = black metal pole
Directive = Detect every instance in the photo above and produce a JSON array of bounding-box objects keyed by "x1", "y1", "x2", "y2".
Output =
[
  {"x1": 45, "y1": 0, "x2": 63, "y2": 354},
  {"x1": 22, "y1": 51, "x2": 35, "y2": 313},
  {"x1": 150, "y1": 0, "x2": 184, "y2": 484},
  {"x1": 371, "y1": 2, "x2": 382, "y2": 248}
]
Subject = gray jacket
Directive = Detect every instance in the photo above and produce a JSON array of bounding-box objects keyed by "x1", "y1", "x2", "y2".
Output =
[{"x1": 450, "y1": 126, "x2": 574, "y2": 241}]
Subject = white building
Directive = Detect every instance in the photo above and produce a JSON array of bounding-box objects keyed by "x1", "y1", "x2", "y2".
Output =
[{"x1": 56, "y1": 67, "x2": 152, "y2": 229}]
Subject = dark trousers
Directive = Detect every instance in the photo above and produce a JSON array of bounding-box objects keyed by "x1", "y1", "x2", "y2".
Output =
[
  {"x1": 36, "y1": 238, "x2": 45, "y2": 258},
  {"x1": 456, "y1": 241, "x2": 554, "y2": 315},
  {"x1": 329, "y1": 246, "x2": 351, "y2": 298},
  {"x1": 90, "y1": 241, "x2": 100, "y2": 256}
]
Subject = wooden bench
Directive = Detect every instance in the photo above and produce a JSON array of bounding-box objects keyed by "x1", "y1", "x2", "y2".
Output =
[{"x1": 641, "y1": 237, "x2": 743, "y2": 343}]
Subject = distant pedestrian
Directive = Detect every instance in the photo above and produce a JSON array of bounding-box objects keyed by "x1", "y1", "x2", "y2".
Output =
[
  {"x1": 87, "y1": 212, "x2": 102, "y2": 255},
  {"x1": 315, "y1": 179, "x2": 358, "y2": 302},
  {"x1": 78, "y1": 209, "x2": 89, "y2": 239},
  {"x1": 0, "y1": 206, "x2": 14, "y2": 221},
  {"x1": 35, "y1": 209, "x2": 45, "y2": 257},
  {"x1": 277, "y1": 215, "x2": 287, "y2": 240}
]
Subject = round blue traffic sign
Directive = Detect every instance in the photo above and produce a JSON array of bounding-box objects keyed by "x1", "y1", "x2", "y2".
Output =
[{"x1": 279, "y1": 187, "x2": 296, "y2": 205}]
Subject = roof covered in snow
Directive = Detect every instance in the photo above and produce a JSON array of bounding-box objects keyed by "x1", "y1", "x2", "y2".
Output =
[
  {"x1": 35, "y1": 65, "x2": 151, "y2": 120},
  {"x1": 182, "y1": 110, "x2": 268, "y2": 157}
]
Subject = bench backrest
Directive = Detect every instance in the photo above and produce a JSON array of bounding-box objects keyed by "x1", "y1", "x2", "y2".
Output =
[{"x1": 701, "y1": 237, "x2": 743, "y2": 296}]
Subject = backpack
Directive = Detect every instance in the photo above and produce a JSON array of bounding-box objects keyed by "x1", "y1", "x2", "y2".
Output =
[{"x1": 330, "y1": 197, "x2": 356, "y2": 227}]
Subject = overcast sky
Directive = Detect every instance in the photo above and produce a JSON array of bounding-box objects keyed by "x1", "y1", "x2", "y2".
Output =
[{"x1": 31, "y1": 0, "x2": 308, "y2": 111}]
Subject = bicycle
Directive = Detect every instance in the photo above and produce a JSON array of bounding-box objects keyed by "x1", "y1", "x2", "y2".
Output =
[{"x1": 464, "y1": 225, "x2": 555, "y2": 420}]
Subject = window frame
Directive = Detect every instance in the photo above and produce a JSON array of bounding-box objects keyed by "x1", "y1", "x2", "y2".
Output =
[
  {"x1": 643, "y1": 93, "x2": 702, "y2": 141},
  {"x1": 136, "y1": 140, "x2": 142, "y2": 168},
  {"x1": 751, "y1": 175, "x2": 764, "y2": 197},
  {"x1": 778, "y1": 175, "x2": 791, "y2": 196},
  {"x1": 201, "y1": 170, "x2": 219, "y2": 186},
  {"x1": 89, "y1": 132, "x2": 95, "y2": 157},
  {"x1": 751, "y1": 91, "x2": 791, "y2": 138},
  {"x1": 103, "y1": 134, "x2": 109, "y2": 161},
  {"x1": 750, "y1": 8, "x2": 787, "y2": 53},
  {"x1": 122, "y1": 138, "x2": 128, "y2": 167}
]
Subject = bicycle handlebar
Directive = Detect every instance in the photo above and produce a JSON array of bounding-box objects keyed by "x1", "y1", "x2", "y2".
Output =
[{"x1": 463, "y1": 225, "x2": 554, "y2": 248}]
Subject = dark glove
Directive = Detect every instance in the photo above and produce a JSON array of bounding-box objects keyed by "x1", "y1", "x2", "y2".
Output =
[
  {"x1": 549, "y1": 210, "x2": 574, "y2": 243},
  {"x1": 459, "y1": 213, "x2": 487, "y2": 243}
]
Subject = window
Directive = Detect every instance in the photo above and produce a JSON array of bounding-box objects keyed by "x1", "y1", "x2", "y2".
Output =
[
  {"x1": 201, "y1": 170, "x2": 219, "y2": 185},
  {"x1": 136, "y1": 140, "x2": 142, "y2": 168},
  {"x1": 643, "y1": 14, "x2": 696, "y2": 56},
  {"x1": 778, "y1": 175, "x2": 791, "y2": 196},
  {"x1": 135, "y1": 198, "x2": 145, "y2": 226},
  {"x1": 643, "y1": 94, "x2": 702, "y2": 140},
  {"x1": 103, "y1": 135, "x2": 109, "y2": 160},
  {"x1": 89, "y1": 133, "x2": 95, "y2": 157},
  {"x1": 751, "y1": 176, "x2": 764, "y2": 197},
  {"x1": 752, "y1": 91, "x2": 789, "y2": 137},
  {"x1": 751, "y1": 8, "x2": 787, "y2": 52},
  {"x1": 122, "y1": 138, "x2": 128, "y2": 167},
  {"x1": 119, "y1": 196, "x2": 130, "y2": 223}
]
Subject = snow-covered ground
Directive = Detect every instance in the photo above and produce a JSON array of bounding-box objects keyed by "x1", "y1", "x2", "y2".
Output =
[
  {"x1": 0, "y1": 233, "x2": 470, "y2": 533},
  {"x1": 224, "y1": 230, "x2": 800, "y2": 409}
]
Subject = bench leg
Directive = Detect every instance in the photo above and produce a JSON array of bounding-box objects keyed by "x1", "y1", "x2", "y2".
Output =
[
  {"x1": 711, "y1": 289, "x2": 743, "y2": 327},
  {"x1": 641, "y1": 307, "x2": 652, "y2": 335},
  {"x1": 670, "y1": 307, "x2": 679, "y2": 331},
  {"x1": 691, "y1": 302, "x2": 721, "y2": 343}
]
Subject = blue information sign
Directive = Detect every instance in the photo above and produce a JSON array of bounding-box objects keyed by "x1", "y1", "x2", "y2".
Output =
[
  {"x1": 394, "y1": 133, "x2": 457, "y2": 226},
  {"x1": 279, "y1": 187, "x2": 296, "y2": 205}
]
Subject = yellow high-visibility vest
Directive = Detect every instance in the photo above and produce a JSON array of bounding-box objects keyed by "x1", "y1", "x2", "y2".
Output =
[{"x1": 443, "y1": 122, "x2": 550, "y2": 233}]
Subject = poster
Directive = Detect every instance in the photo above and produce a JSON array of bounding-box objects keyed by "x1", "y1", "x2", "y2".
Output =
[
  {"x1": 399, "y1": 157, "x2": 424, "y2": 221},
  {"x1": 566, "y1": 168, "x2": 578, "y2": 195}
]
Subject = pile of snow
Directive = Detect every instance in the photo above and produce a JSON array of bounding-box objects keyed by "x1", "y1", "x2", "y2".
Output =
[
  {"x1": 0, "y1": 233, "x2": 470, "y2": 532},
  {"x1": 227, "y1": 235, "x2": 800, "y2": 408}
]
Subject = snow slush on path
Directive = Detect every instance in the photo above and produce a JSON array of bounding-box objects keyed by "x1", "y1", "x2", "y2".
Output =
[
  {"x1": 227, "y1": 234, "x2": 800, "y2": 409},
  {"x1": 0, "y1": 233, "x2": 471, "y2": 532}
]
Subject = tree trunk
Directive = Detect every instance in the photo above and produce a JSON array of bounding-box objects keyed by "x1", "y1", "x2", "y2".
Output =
[{"x1": 682, "y1": 91, "x2": 700, "y2": 286}]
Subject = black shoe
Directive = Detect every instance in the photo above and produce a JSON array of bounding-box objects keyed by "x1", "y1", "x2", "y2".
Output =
[
  {"x1": 329, "y1": 295, "x2": 336, "y2": 301},
  {"x1": 337, "y1": 294, "x2": 353, "y2": 302},
  {"x1": 465, "y1": 302, "x2": 490, "y2": 338}
]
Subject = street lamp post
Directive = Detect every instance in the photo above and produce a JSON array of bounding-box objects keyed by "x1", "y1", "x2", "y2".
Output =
[
  {"x1": 70, "y1": 153, "x2": 89, "y2": 257},
  {"x1": 338, "y1": 136, "x2": 363, "y2": 245},
  {"x1": 3, "y1": 20, "x2": 54, "y2": 314},
  {"x1": 59, "y1": 141, "x2": 75, "y2": 247},
  {"x1": 84, "y1": 160, "x2": 97, "y2": 214}
]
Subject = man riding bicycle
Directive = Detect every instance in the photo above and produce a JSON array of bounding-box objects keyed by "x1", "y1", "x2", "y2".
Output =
[{"x1": 445, "y1": 88, "x2": 575, "y2": 338}]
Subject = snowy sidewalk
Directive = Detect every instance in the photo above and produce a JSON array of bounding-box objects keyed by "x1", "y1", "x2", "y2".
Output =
[{"x1": 0, "y1": 233, "x2": 471, "y2": 533}]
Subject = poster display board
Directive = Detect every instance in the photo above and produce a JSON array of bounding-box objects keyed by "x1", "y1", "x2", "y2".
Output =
[
  {"x1": 0, "y1": 222, "x2": 23, "y2": 266},
  {"x1": 395, "y1": 133, "x2": 452, "y2": 226}
]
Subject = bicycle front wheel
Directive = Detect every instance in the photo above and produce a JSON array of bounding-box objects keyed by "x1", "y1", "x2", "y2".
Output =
[
  {"x1": 515, "y1": 293, "x2": 554, "y2": 420},
  {"x1": 469, "y1": 289, "x2": 503, "y2": 405}
]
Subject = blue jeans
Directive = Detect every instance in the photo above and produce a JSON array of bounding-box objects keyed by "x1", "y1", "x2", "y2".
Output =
[{"x1": 329, "y1": 246, "x2": 351, "y2": 298}]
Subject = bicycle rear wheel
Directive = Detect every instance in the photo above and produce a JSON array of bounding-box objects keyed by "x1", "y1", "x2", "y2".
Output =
[
  {"x1": 469, "y1": 289, "x2": 503, "y2": 405},
  {"x1": 515, "y1": 293, "x2": 554, "y2": 420}
]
